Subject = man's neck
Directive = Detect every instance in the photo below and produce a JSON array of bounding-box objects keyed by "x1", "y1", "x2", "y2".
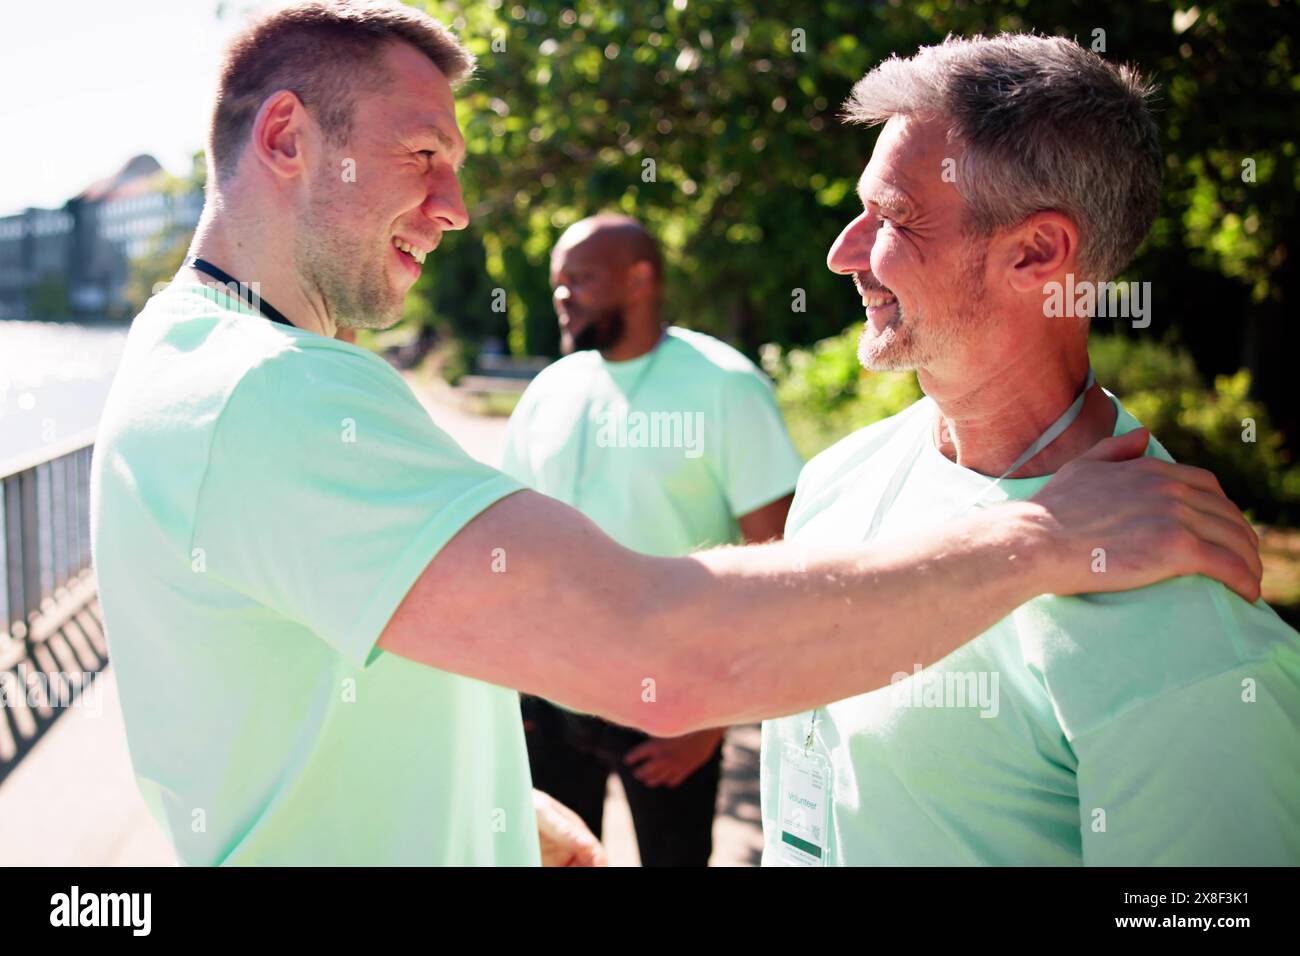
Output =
[
  {"x1": 184, "y1": 210, "x2": 336, "y2": 337},
  {"x1": 919, "y1": 345, "x2": 1116, "y2": 478},
  {"x1": 600, "y1": 308, "x2": 665, "y2": 362}
]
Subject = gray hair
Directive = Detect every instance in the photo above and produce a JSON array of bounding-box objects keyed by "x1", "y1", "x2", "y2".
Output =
[{"x1": 844, "y1": 33, "x2": 1162, "y2": 282}]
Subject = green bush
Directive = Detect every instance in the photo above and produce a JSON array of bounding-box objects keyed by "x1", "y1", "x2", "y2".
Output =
[
  {"x1": 763, "y1": 327, "x2": 1299, "y2": 523},
  {"x1": 760, "y1": 327, "x2": 920, "y2": 461},
  {"x1": 433, "y1": 338, "x2": 477, "y2": 387},
  {"x1": 1086, "y1": 335, "x2": 1203, "y2": 396},
  {"x1": 1090, "y1": 335, "x2": 1299, "y2": 523}
]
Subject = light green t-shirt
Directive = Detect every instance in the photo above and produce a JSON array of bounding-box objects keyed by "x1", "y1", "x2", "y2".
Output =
[
  {"x1": 501, "y1": 327, "x2": 804, "y2": 557},
  {"x1": 90, "y1": 282, "x2": 540, "y2": 866},
  {"x1": 761, "y1": 393, "x2": 1300, "y2": 866}
]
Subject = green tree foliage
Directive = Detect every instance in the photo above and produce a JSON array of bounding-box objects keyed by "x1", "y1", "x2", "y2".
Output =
[
  {"x1": 122, "y1": 152, "x2": 208, "y2": 317},
  {"x1": 408, "y1": 0, "x2": 1296, "y2": 443},
  {"x1": 760, "y1": 326, "x2": 922, "y2": 463}
]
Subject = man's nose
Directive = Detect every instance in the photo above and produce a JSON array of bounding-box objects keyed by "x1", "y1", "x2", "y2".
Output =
[
  {"x1": 422, "y1": 169, "x2": 470, "y2": 232},
  {"x1": 826, "y1": 211, "x2": 877, "y2": 275}
]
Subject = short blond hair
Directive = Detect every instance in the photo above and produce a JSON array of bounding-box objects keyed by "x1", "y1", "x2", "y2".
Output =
[{"x1": 207, "y1": 0, "x2": 474, "y2": 183}]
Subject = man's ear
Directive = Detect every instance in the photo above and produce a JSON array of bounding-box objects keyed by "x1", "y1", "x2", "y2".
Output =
[
  {"x1": 1002, "y1": 211, "x2": 1080, "y2": 293},
  {"x1": 625, "y1": 260, "x2": 658, "y2": 301},
  {"x1": 248, "y1": 89, "x2": 311, "y2": 181}
]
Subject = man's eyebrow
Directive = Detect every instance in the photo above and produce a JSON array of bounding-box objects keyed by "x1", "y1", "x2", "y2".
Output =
[
  {"x1": 857, "y1": 174, "x2": 915, "y2": 218},
  {"x1": 410, "y1": 124, "x2": 466, "y2": 171}
]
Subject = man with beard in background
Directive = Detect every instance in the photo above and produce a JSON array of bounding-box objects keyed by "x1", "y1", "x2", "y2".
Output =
[{"x1": 502, "y1": 214, "x2": 805, "y2": 865}]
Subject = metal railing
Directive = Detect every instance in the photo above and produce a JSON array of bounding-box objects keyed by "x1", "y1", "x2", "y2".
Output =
[
  {"x1": 0, "y1": 429, "x2": 103, "y2": 779},
  {"x1": 1, "y1": 429, "x2": 96, "y2": 637}
]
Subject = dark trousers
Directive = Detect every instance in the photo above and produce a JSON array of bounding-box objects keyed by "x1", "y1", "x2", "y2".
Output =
[{"x1": 521, "y1": 695, "x2": 723, "y2": 867}]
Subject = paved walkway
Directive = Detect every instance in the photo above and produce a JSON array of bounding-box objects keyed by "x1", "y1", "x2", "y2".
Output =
[
  {"x1": 0, "y1": 375, "x2": 764, "y2": 867},
  {"x1": 0, "y1": 665, "x2": 174, "y2": 866}
]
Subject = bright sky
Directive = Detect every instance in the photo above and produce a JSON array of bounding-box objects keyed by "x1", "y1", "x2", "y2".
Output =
[{"x1": 0, "y1": 0, "x2": 273, "y2": 217}]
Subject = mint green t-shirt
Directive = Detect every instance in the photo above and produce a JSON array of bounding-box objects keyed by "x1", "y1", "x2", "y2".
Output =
[
  {"x1": 761, "y1": 393, "x2": 1300, "y2": 866},
  {"x1": 501, "y1": 327, "x2": 804, "y2": 557},
  {"x1": 90, "y1": 282, "x2": 540, "y2": 866}
]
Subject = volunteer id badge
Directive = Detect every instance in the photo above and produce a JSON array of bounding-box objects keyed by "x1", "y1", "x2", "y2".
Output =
[{"x1": 777, "y1": 743, "x2": 831, "y2": 866}]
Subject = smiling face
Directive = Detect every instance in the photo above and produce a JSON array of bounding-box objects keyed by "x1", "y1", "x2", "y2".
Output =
[
  {"x1": 295, "y1": 40, "x2": 469, "y2": 330},
  {"x1": 827, "y1": 114, "x2": 990, "y2": 372}
]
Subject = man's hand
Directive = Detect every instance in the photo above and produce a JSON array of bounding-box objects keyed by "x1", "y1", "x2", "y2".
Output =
[
  {"x1": 623, "y1": 728, "x2": 726, "y2": 788},
  {"x1": 534, "y1": 789, "x2": 606, "y2": 867},
  {"x1": 1024, "y1": 427, "x2": 1263, "y2": 601}
]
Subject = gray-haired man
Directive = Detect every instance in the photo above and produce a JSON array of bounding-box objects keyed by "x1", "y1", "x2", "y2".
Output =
[{"x1": 761, "y1": 34, "x2": 1300, "y2": 867}]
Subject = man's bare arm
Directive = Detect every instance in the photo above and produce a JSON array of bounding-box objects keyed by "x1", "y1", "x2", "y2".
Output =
[
  {"x1": 616, "y1": 490, "x2": 795, "y2": 773},
  {"x1": 378, "y1": 429, "x2": 1261, "y2": 736}
]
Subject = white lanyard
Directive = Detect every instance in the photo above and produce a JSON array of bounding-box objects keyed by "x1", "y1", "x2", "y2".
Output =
[
  {"x1": 862, "y1": 366, "x2": 1096, "y2": 542},
  {"x1": 804, "y1": 365, "x2": 1097, "y2": 754}
]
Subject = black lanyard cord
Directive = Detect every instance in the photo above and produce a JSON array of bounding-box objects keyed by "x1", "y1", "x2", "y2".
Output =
[{"x1": 184, "y1": 256, "x2": 295, "y2": 328}]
